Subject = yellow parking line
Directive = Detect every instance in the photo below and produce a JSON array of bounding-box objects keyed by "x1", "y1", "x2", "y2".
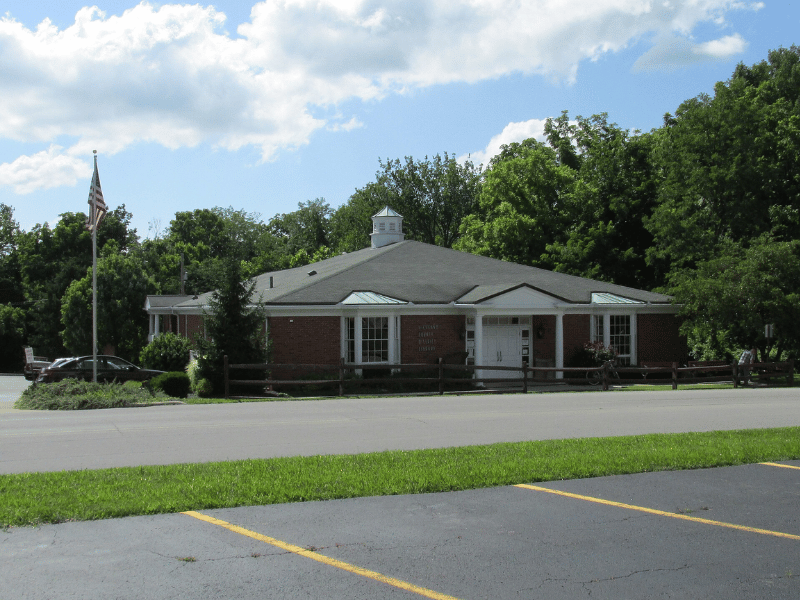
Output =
[
  {"x1": 761, "y1": 462, "x2": 800, "y2": 470},
  {"x1": 515, "y1": 484, "x2": 800, "y2": 541},
  {"x1": 182, "y1": 511, "x2": 462, "y2": 600}
]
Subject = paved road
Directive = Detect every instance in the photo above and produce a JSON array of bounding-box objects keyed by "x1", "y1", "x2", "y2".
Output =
[
  {"x1": 2, "y1": 385, "x2": 800, "y2": 474},
  {"x1": 3, "y1": 380, "x2": 800, "y2": 599},
  {"x1": 0, "y1": 374, "x2": 30, "y2": 404}
]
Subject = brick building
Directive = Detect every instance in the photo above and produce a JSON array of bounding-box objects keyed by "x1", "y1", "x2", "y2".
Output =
[{"x1": 145, "y1": 207, "x2": 685, "y2": 381}]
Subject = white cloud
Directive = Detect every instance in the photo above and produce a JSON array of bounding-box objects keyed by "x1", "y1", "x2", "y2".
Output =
[
  {"x1": 0, "y1": 146, "x2": 89, "y2": 194},
  {"x1": 694, "y1": 34, "x2": 748, "y2": 58},
  {"x1": 632, "y1": 30, "x2": 749, "y2": 73},
  {"x1": 327, "y1": 116, "x2": 364, "y2": 132},
  {"x1": 0, "y1": 0, "x2": 757, "y2": 193},
  {"x1": 461, "y1": 119, "x2": 550, "y2": 167}
]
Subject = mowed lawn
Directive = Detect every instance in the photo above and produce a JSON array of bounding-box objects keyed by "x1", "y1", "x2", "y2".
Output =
[{"x1": 2, "y1": 427, "x2": 799, "y2": 527}]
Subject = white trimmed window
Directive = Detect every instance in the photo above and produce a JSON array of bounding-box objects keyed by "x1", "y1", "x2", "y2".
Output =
[
  {"x1": 610, "y1": 315, "x2": 631, "y2": 364},
  {"x1": 362, "y1": 316, "x2": 389, "y2": 363},
  {"x1": 592, "y1": 314, "x2": 632, "y2": 365},
  {"x1": 592, "y1": 315, "x2": 604, "y2": 344},
  {"x1": 344, "y1": 317, "x2": 356, "y2": 363}
]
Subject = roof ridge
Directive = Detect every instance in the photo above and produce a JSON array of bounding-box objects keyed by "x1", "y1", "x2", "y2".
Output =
[
  {"x1": 252, "y1": 241, "x2": 409, "y2": 302},
  {"x1": 418, "y1": 242, "x2": 669, "y2": 297}
]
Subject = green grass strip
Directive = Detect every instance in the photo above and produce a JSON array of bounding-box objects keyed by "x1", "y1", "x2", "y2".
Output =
[{"x1": 2, "y1": 427, "x2": 799, "y2": 527}]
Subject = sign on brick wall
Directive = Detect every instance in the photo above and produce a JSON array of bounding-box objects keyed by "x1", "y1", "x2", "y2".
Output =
[{"x1": 418, "y1": 324, "x2": 438, "y2": 352}]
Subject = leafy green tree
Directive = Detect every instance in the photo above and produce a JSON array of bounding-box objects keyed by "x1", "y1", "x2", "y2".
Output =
[
  {"x1": 455, "y1": 141, "x2": 576, "y2": 267},
  {"x1": 0, "y1": 203, "x2": 17, "y2": 257},
  {"x1": 670, "y1": 236, "x2": 800, "y2": 361},
  {"x1": 376, "y1": 153, "x2": 482, "y2": 247},
  {"x1": 154, "y1": 207, "x2": 275, "y2": 294},
  {"x1": 333, "y1": 154, "x2": 481, "y2": 251},
  {"x1": 18, "y1": 207, "x2": 139, "y2": 357},
  {"x1": 0, "y1": 204, "x2": 23, "y2": 306},
  {"x1": 268, "y1": 199, "x2": 333, "y2": 262},
  {"x1": 543, "y1": 114, "x2": 661, "y2": 289},
  {"x1": 647, "y1": 46, "x2": 800, "y2": 271},
  {"x1": 60, "y1": 247, "x2": 153, "y2": 362},
  {"x1": 240, "y1": 232, "x2": 290, "y2": 279},
  {"x1": 0, "y1": 303, "x2": 26, "y2": 371},
  {"x1": 196, "y1": 259, "x2": 267, "y2": 394}
]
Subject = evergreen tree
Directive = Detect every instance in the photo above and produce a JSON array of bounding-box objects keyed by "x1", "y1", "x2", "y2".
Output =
[{"x1": 196, "y1": 260, "x2": 267, "y2": 394}]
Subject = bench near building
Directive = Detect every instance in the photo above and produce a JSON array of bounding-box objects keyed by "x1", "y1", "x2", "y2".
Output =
[{"x1": 145, "y1": 207, "x2": 685, "y2": 382}]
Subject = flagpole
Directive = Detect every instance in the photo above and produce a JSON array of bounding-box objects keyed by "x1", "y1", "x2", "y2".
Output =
[
  {"x1": 85, "y1": 149, "x2": 107, "y2": 383},
  {"x1": 92, "y1": 151, "x2": 98, "y2": 383}
]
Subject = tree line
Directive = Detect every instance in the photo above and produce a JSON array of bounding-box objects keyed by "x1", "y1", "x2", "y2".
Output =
[{"x1": 1, "y1": 46, "x2": 798, "y2": 371}]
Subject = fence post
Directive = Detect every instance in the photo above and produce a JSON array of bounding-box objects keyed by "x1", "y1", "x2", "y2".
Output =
[
  {"x1": 339, "y1": 357, "x2": 344, "y2": 396},
  {"x1": 602, "y1": 362, "x2": 609, "y2": 391},
  {"x1": 672, "y1": 362, "x2": 678, "y2": 390},
  {"x1": 789, "y1": 359, "x2": 795, "y2": 387},
  {"x1": 224, "y1": 354, "x2": 229, "y2": 399},
  {"x1": 522, "y1": 362, "x2": 528, "y2": 394},
  {"x1": 438, "y1": 357, "x2": 444, "y2": 395},
  {"x1": 732, "y1": 362, "x2": 739, "y2": 388}
]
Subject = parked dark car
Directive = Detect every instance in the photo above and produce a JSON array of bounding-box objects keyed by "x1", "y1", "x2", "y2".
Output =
[
  {"x1": 36, "y1": 355, "x2": 164, "y2": 384},
  {"x1": 23, "y1": 356, "x2": 51, "y2": 381}
]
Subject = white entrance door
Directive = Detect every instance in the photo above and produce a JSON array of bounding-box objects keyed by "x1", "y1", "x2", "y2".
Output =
[{"x1": 482, "y1": 325, "x2": 522, "y2": 379}]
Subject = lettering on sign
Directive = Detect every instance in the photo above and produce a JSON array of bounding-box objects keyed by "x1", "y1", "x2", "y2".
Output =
[{"x1": 418, "y1": 324, "x2": 438, "y2": 352}]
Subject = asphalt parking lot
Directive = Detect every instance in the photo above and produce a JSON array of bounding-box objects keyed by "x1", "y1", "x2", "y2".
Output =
[
  {"x1": 3, "y1": 377, "x2": 799, "y2": 598},
  {"x1": 3, "y1": 460, "x2": 799, "y2": 599}
]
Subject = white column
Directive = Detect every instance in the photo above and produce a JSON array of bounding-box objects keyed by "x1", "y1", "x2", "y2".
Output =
[
  {"x1": 340, "y1": 316, "x2": 346, "y2": 361},
  {"x1": 388, "y1": 314, "x2": 397, "y2": 364},
  {"x1": 630, "y1": 314, "x2": 637, "y2": 365},
  {"x1": 555, "y1": 312, "x2": 564, "y2": 379},
  {"x1": 395, "y1": 315, "x2": 401, "y2": 364},
  {"x1": 354, "y1": 314, "x2": 363, "y2": 365},
  {"x1": 154, "y1": 314, "x2": 161, "y2": 337},
  {"x1": 149, "y1": 314, "x2": 155, "y2": 342},
  {"x1": 473, "y1": 313, "x2": 484, "y2": 385}
]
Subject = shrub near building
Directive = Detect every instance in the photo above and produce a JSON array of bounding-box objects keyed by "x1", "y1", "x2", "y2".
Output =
[
  {"x1": 140, "y1": 332, "x2": 193, "y2": 372},
  {"x1": 150, "y1": 372, "x2": 192, "y2": 399}
]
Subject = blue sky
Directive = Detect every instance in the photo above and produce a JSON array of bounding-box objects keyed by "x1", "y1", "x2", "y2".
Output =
[{"x1": 0, "y1": 1, "x2": 797, "y2": 238}]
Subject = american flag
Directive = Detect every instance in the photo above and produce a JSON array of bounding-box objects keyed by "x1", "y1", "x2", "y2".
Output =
[{"x1": 85, "y1": 153, "x2": 107, "y2": 233}]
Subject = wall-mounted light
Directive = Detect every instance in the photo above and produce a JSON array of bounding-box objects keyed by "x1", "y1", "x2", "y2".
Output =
[{"x1": 536, "y1": 324, "x2": 545, "y2": 339}]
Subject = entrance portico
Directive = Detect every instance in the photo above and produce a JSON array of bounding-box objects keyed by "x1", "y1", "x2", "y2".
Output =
[{"x1": 458, "y1": 284, "x2": 568, "y2": 382}]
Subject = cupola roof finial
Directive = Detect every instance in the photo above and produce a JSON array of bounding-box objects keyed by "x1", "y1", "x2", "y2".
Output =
[{"x1": 370, "y1": 206, "x2": 404, "y2": 248}]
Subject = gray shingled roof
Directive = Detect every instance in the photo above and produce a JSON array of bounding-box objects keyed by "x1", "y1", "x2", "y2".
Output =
[
  {"x1": 145, "y1": 295, "x2": 194, "y2": 309},
  {"x1": 181, "y1": 241, "x2": 671, "y2": 308}
]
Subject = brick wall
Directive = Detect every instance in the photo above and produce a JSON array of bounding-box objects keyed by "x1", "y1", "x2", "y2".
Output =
[
  {"x1": 267, "y1": 314, "x2": 467, "y2": 378},
  {"x1": 401, "y1": 315, "x2": 466, "y2": 365},
  {"x1": 637, "y1": 314, "x2": 687, "y2": 364},
  {"x1": 269, "y1": 316, "x2": 341, "y2": 366},
  {"x1": 531, "y1": 315, "x2": 556, "y2": 362},
  {"x1": 563, "y1": 314, "x2": 590, "y2": 366},
  {"x1": 185, "y1": 315, "x2": 205, "y2": 344}
]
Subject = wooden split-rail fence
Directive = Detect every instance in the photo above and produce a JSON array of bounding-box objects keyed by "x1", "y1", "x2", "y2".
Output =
[{"x1": 222, "y1": 356, "x2": 795, "y2": 398}]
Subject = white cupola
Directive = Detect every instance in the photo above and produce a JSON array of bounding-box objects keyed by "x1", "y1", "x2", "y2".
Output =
[{"x1": 370, "y1": 206, "x2": 405, "y2": 248}]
